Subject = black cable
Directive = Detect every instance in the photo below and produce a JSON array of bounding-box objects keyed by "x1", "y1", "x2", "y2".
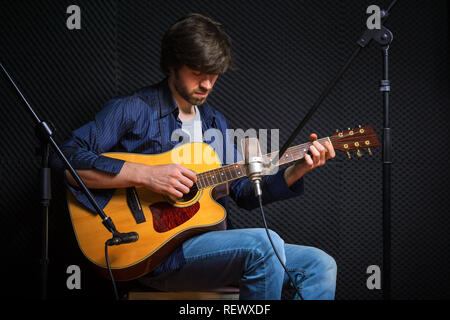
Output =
[
  {"x1": 105, "y1": 242, "x2": 119, "y2": 300},
  {"x1": 257, "y1": 195, "x2": 304, "y2": 300}
]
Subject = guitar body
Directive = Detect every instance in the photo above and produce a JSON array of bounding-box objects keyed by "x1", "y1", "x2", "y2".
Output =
[{"x1": 67, "y1": 142, "x2": 227, "y2": 281}]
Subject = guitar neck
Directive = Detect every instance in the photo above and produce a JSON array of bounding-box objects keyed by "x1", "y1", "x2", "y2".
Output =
[
  {"x1": 264, "y1": 137, "x2": 333, "y2": 167},
  {"x1": 195, "y1": 137, "x2": 332, "y2": 190}
]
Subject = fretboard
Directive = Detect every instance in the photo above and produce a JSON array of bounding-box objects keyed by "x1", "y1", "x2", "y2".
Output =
[{"x1": 195, "y1": 137, "x2": 332, "y2": 190}]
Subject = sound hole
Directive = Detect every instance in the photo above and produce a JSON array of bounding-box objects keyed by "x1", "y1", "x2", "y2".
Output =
[{"x1": 181, "y1": 184, "x2": 199, "y2": 202}]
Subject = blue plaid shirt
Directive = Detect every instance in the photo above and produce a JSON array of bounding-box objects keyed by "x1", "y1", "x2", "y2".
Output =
[{"x1": 50, "y1": 78, "x2": 304, "y2": 272}]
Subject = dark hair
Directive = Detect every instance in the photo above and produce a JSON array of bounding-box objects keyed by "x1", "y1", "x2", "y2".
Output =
[{"x1": 160, "y1": 13, "x2": 232, "y2": 75}]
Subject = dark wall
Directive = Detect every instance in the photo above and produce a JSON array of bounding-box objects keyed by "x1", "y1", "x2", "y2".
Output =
[{"x1": 0, "y1": 0, "x2": 449, "y2": 300}]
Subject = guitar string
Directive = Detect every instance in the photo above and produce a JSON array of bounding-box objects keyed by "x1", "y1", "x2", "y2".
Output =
[
  {"x1": 194, "y1": 137, "x2": 331, "y2": 190},
  {"x1": 194, "y1": 133, "x2": 376, "y2": 190},
  {"x1": 198, "y1": 137, "x2": 332, "y2": 178}
]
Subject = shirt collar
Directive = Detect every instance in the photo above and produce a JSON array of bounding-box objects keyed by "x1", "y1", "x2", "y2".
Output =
[{"x1": 158, "y1": 77, "x2": 178, "y2": 118}]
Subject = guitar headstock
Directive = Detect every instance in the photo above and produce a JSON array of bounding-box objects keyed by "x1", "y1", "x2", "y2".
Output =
[{"x1": 330, "y1": 125, "x2": 380, "y2": 158}]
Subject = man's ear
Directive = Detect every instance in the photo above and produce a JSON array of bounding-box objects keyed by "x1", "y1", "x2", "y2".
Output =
[
  {"x1": 167, "y1": 67, "x2": 175, "y2": 83},
  {"x1": 168, "y1": 66, "x2": 180, "y2": 78}
]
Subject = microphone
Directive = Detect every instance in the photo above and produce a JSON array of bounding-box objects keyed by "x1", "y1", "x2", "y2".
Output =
[
  {"x1": 243, "y1": 137, "x2": 264, "y2": 197},
  {"x1": 106, "y1": 232, "x2": 139, "y2": 246}
]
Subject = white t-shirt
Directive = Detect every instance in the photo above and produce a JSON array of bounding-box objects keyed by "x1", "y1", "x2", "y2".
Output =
[{"x1": 180, "y1": 105, "x2": 203, "y2": 143}]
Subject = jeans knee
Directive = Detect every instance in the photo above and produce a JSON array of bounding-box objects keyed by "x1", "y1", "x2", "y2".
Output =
[
  {"x1": 241, "y1": 228, "x2": 286, "y2": 271},
  {"x1": 254, "y1": 228, "x2": 285, "y2": 257}
]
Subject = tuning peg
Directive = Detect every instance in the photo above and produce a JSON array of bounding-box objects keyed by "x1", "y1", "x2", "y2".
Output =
[
  {"x1": 357, "y1": 149, "x2": 363, "y2": 158},
  {"x1": 368, "y1": 148, "x2": 373, "y2": 156},
  {"x1": 346, "y1": 151, "x2": 352, "y2": 159}
]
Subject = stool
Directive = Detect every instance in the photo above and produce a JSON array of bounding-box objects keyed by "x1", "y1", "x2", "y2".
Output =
[{"x1": 127, "y1": 286, "x2": 240, "y2": 300}]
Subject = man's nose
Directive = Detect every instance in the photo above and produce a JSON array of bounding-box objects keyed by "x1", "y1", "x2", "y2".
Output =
[{"x1": 200, "y1": 77, "x2": 213, "y2": 91}]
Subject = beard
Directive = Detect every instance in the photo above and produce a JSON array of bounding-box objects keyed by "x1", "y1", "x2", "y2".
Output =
[{"x1": 173, "y1": 70, "x2": 212, "y2": 106}]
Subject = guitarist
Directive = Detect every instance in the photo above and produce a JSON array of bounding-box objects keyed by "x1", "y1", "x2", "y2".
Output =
[{"x1": 51, "y1": 13, "x2": 337, "y2": 300}]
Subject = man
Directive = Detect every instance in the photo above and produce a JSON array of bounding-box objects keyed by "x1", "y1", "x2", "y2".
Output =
[{"x1": 51, "y1": 13, "x2": 337, "y2": 299}]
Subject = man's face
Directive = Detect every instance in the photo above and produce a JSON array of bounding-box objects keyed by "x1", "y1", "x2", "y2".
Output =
[{"x1": 171, "y1": 65, "x2": 219, "y2": 106}]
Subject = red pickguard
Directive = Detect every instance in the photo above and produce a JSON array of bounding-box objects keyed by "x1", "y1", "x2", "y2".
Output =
[{"x1": 149, "y1": 201, "x2": 200, "y2": 233}]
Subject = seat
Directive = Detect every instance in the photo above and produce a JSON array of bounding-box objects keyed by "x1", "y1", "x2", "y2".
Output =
[{"x1": 127, "y1": 286, "x2": 240, "y2": 300}]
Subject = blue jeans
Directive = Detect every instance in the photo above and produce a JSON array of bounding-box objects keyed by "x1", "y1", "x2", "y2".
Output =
[{"x1": 138, "y1": 228, "x2": 337, "y2": 300}]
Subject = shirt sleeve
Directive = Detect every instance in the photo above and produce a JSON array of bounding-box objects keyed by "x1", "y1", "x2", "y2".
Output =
[
  {"x1": 49, "y1": 96, "x2": 140, "y2": 213},
  {"x1": 229, "y1": 168, "x2": 304, "y2": 211}
]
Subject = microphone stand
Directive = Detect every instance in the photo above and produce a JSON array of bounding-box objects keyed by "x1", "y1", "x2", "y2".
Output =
[
  {"x1": 0, "y1": 63, "x2": 136, "y2": 300},
  {"x1": 272, "y1": 1, "x2": 396, "y2": 300}
]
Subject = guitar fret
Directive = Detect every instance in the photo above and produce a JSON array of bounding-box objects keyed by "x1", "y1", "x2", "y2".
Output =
[
  {"x1": 196, "y1": 178, "x2": 202, "y2": 189},
  {"x1": 219, "y1": 169, "x2": 226, "y2": 183},
  {"x1": 204, "y1": 173, "x2": 211, "y2": 187},
  {"x1": 215, "y1": 168, "x2": 226, "y2": 184},
  {"x1": 199, "y1": 175, "x2": 206, "y2": 189},
  {"x1": 232, "y1": 165, "x2": 240, "y2": 179},
  {"x1": 210, "y1": 172, "x2": 217, "y2": 185},
  {"x1": 197, "y1": 175, "x2": 203, "y2": 189},
  {"x1": 236, "y1": 165, "x2": 242, "y2": 177},
  {"x1": 225, "y1": 166, "x2": 233, "y2": 180},
  {"x1": 222, "y1": 167, "x2": 229, "y2": 180},
  {"x1": 202, "y1": 175, "x2": 208, "y2": 188}
]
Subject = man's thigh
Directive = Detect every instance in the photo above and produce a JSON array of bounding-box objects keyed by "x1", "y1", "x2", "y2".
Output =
[{"x1": 139, "y1": 228, "x2": 269, "y2": 291}]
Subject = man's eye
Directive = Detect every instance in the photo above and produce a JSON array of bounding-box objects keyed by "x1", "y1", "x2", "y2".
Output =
[{"x1": 193, "y1": 72, "x2": 202, "y2": 76}]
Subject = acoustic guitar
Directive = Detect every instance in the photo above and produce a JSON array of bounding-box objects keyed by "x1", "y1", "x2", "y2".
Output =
[{"x1": 67, "y1": 125, "x2": 379, "y2": 281}]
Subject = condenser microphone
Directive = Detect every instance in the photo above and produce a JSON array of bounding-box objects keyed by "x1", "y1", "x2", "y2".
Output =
[
  {"x1": 106, "y1": 232, "x2": 139, "y2": 246},
  {"x1": 243, "y1": 137, "x2": 264, "y2": 197}
]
